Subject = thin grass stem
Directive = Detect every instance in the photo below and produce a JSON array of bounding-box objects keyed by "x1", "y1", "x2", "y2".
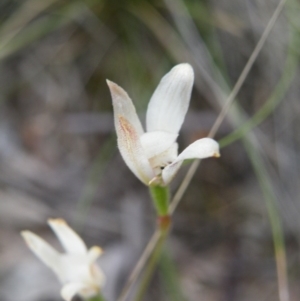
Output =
[
  {"x1": 117, "y1": 230, "x2": 161, "y2": 301},
  {"x1": 133, "y1": 227, "x2": 169, "y2": 301},
  {"x1": 169, "y1": 0, "x2": 287, "y2": 214},
  {"x1": 208, "y1": 0, "x2": 287, "y2": 138},
  {"x1": 220, "y1": 38, "x2": 298, "y2": 148},
  {"x1": 243, "y1": 139, "x2": 289, "y2": 301}
]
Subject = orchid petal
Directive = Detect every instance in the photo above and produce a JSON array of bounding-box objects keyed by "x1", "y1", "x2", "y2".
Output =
[
  {"x1": 161, "y1": 161, "x2": 183, "y2": 185},
  {"x1": 162, "y1": 138, "x2": 219, "y2": 185},
  {"x1": 21, "y1": 231, "x2": 61, "y2": 274},
  {"x1": 61, "y1": 282, "x2": 83, "y2": 301},
  {"x1": 107, "y1": 80, "x2": 144, "y2": 136},
  {"x1": 173, "y1": 138, "x2": 220, "y2": 164},
  {"x1": 117, "y1": 116, "x2": 154, "y2": 184},
  {"x1": 59, "y1": 254, "x2": 92, "y2": 284},
  {"x1": 146, "y1": 63, "x2": 194, "y2": 134},
  {"x1": 48, "y1": 219, "x2": 87, "y2": 254},
  {"x1": 140, "y1": 131, "x2": 178, "y2": 159},
  {"x1": 90, "y1": 264, "x2": 106, "y2": 286},
  {"x1": 88, "y1": 246, "x2": 103, "y2": 263},
  {"x1": 149, "y1": 143, "x2": 178, "y2": 174},
  {"x1": 61, "y1": 282, "x2": 97, "y2": 301}
]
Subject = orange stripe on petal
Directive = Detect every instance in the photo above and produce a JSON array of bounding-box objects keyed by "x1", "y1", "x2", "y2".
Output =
[{"x1": 117, "y1": 116, "x2": 154, "y2": 185}]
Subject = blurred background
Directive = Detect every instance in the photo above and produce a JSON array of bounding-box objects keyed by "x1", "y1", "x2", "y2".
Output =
[{"x1": 0, "y1": 0, "x2": 300, "y2": 300}]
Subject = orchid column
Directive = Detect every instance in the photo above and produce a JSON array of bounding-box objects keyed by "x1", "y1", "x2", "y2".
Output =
[{"x1": 107, "y1": 63, "x2": 219, "y2": 222}]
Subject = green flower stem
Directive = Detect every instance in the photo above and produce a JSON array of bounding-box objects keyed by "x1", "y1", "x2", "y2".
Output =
[
  {"x1": 132, "y1": 186, "x2": 172, "y2": 301},
  {"x1": 149, "y1": 185, "x2": 170, "y2": 216},
  {"x1": 87, "y1": 294, "x2": 106, "y2": 301}
]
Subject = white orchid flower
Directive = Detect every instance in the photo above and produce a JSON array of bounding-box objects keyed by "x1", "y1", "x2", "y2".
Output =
[
  {"x1": 107, "y1": 63, "x2": 220, "y2": 186},
  {"x1": 21, "y1": 219, "x2": 105, "y2": 301}
]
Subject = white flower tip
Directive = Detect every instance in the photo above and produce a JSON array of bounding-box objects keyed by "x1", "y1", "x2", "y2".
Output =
[
  {"x1": 48, "y1": 218, "x2": 88, "y2": 254},
  {"x1": 21, "y1": 230, "x2": 33, "y2": 245},
  {"x1": 89, "y1": 246, "x2": 104, "y2": 259},
  {"x1": 174, "y1": 63, "x2": 193, "y2": 75},
  {"x1": 107, "y1": 80, "x2": 134, "y2": 114},
  {"x1": 21, "y1": 231, "x2": 44, "y2": 252},
  {"x1": 48, "y1": 218, "x2": 67, "y2": 227},
  {"x1": 93, "y1": 246, "x2": 103, "y2": 254},
  {"x1": 171, "y1": 63, "x2": 194, "y2": 83},
  {"x1": 106, "y1": 80, "x2": 127, "y2": 99},
  {"x1": 213, "y1": 151, "x2": 221, "y2": 158},
  {"x1": 21, "y1": 230, "x2": 29, "y2": 236},
  {"x1": 202, "y1": 139, "x2": 220, "y2": 159},
  {"x1": 146, "y1": 62, "x2": 194, "y2": 134},
  {"x1": 106, "y1": 79, "x2": 116, "y2": 90}
]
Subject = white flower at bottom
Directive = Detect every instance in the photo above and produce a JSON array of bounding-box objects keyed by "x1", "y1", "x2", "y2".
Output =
[
  {"x1": 107, "y1": 63, "x2": 220, "y2": 186},
  {"x1": 21, "y1": 219, "x2": 105, "y2": 301}
]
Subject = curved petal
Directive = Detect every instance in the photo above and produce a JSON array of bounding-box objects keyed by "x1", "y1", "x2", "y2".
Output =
[
  {"x1": 140, "y1": 131, "x2": 178, "y2": 159},
  {"x1": 146, "y1": 63, "x2": 194, "y2": 134},
  {"x1": 116, "y1": 116, "x2": 154, "y2": 185},
  {"x1": 21, "y1": 231, "x2": 61, "y2": 274},
  {"x1": 88, "y1": 246, "x2": 103, "y2": 263},
  {"x1": 107, "y1": 80, "x2": 144, "y2": 136},
  {"x1": 172, "y1": 138, "x2": 220, "y2": 164},
  {"x1": 161, "y1": 161, "x2": 183, "y2": 185},
  {"x1": 61, "y1": 282, "x2": 98, "y2": 301},
  {"x1": 48, "y1": 219, "x2": 87, "y2": 254},
  {"x1": 162, "y1": 138, "x2": 219, "y2": 185}
]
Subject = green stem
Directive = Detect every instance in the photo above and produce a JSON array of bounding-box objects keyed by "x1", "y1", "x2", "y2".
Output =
[
  {"x1": 149, "y1": 185, "x2": 169, "y2": 216},
  {"x1": 87, "y1": 294, "x2": 106, "y2": 301},
  {"x1": 133, "y1": 186, "x2": 171, "y2": 301}
]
